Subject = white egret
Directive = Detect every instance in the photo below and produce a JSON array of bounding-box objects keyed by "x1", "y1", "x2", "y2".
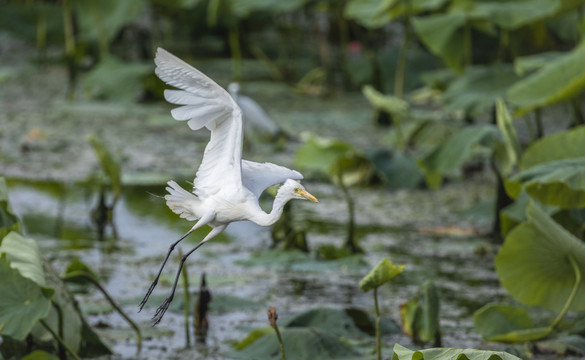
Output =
[
  {"x1": 228, "y1": 82, "x2": 285, "y2": 141},
  {"x1": 139, "y1": 48, "x2": 318, "y2": 324}
]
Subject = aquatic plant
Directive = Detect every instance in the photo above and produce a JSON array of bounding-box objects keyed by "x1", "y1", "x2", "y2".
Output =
[
  {"x1": 400, "y1": 280, "x2": 441, "y2": 346},
  {"x1": 87, "y1": 135, "x2": 122, "y2": 240},
  {"x1": 267, "y1": 306, "x2": 286, "y2": 360},
  {"x1": 391, "y1": 344, "x2": 522, "y2": 360},
  {"x1": 296, "y1": 132, "x2": 372, "y2": 253},
  {"x1": 0, "y1": 178, "x2": 113, "y2": 359},
  {"x1": 360, "y1": 258, "x2": 405, "y2": 360}
]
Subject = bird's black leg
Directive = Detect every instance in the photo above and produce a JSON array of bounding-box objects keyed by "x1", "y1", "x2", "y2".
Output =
[
  {"x1": 152, "y1": 240, "x2": 208, "y2": 325},
  {"x1": 138, "y1": 228, "x2": 194, "y2": 312},
  {"x1": 151, "y1": 224, "x2": 226, "y2": 325}
]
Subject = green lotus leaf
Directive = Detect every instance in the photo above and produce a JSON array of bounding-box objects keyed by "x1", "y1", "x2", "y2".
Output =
[
  {"x1": 412, "y1": 13, "x2": 466, "y2": 71},
  {"x1": 0, "y1": 178, "x2": 20, "y2": 241},
  {"x1": 74, "y1": 0, "x2": 146, "y2": 45},
  {"x1": 520, "y1": 124, "x2": 585, "y2": 170},
  {"x1": 0, "y1": 255, "x2": 52, "y2": 341},
  {"x1": 362, "y1": 85, "x2": 410, "y2": 119},
  {"x1": 495, "y1": 202, "x2": 585, "y2": 312},
  {"x1": 473, "y1": 303, "x2": 552, "y2": 342},
  {"x1": 392, "y1": 343, "x2": 522, "y2": 360},
  {"x1": 417, "y1": 124, "x2": 498, "y2": 189},
  {"x1": 344, "y1": 0, "x2": 392, "y2": 28},
  {"x1": 507, "y1": 42, "x2": 585, "y2": 115},
  {"x1": 0, "y1": 232, "x2": 47, "y2": 287},
  {"x1": 359, "y1": 258, "x2": 404, "y2": 292},
  {"x1": 471, "y1": 0, "x2": 560, "y2": 30},
  {"x1": 505, "y1": 157, "x2": 585, "y2": 208},
  {"x1": 228, "y1": 327, "x2": 360, "y2": 360},
  {"x1": 442, "y1": 65, "x2": 520, "y2": 116},
  {"x1": 400, "y1": 280, "x2": 440, "y2": 343}
]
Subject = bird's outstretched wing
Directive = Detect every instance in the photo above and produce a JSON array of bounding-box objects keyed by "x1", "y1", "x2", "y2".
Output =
[
  {"x1": 155, "y1": 48, "x2": 243, "y2": 198},
  {"x1": 242, "y1": 160, "x2": 303, "y2": 199}
]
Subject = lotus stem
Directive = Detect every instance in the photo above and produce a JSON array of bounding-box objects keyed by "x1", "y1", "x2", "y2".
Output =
[
  {"x1": 394, "y1": 0, "x2": 412, "y2": 99},
  {"x1": 63, "y1": 271, "x2": 142, "y2": 353},
  {"x1": 551, "y1": 255, "x2": 581, "y2": 329},
  {"x1": 268, "y1": 306, "x2": 286, "y2": 360},
  {"x1": 374, "y1": 287, "x2": 381, "y2": 360},
  {"x1": 51, "y1": 301, "x2": 66, "y2": 360},
  {"x1": 40, "y1": 319, "x2": 82, "y2": 360}
]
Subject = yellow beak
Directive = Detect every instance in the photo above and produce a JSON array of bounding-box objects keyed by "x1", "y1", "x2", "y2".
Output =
[{"x1": 299, "y1": 189, "x2": 319, "y2": 203}]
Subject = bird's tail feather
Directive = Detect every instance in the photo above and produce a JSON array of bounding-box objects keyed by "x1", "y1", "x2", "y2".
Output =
[{"x1": 165, "y1": 181, "x2": 200, "y2": 221}]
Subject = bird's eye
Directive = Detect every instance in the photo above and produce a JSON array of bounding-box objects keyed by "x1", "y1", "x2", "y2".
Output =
[{"x1": 294, "y1": 188, "x2": 302, "y2": 194}]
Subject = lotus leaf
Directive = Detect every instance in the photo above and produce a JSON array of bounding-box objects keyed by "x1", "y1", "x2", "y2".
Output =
[
  {"x1": 505, "y1": 157, "x2": 585, "y2": 208},
  {"x1": 360, "y1": 258, "x2": 404, "y2": 292},
  {"x1": 229, "y1": 327, "x2": 360, "y2": 360},
  {"x1": 520, "y1": 124, "x2": 585, "y2": 170},
  {"x1": 392, "y1": 343, "x2": 522, "y2": 360},
  {"x1": 495, "y1": 202, "x2": 585, "y2": 312},
  {"x1": 417, "y1": 124, "x2": 497, "y2": 189},
  {"x1": 0, "y1": 255, "x2": 52, "y2": 341},
  {"x1": 0, "y1": 232, "x2": 47, "y2": 287},
  {"x1": 507, "y1": 42, "x2": 585, "y2": 115},
  {"x1": 474, "y1": 303, "x2": 552, "y2": 342}
]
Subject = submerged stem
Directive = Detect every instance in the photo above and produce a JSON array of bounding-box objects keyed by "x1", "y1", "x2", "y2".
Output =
[{"x1": 551, "y1": 255, "x2": 581, "y2": 329}]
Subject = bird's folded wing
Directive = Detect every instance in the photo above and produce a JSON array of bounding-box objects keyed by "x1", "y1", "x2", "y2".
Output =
[
  {"x1": 155, "y1": 48, "x2": 244, "y2": 197},
  {"x1": 242, "y1": 160, "x2": 303, "y2": 199}
]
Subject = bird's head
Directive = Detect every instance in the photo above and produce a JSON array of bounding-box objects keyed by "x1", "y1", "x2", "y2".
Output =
[
  {"x1": 281, "y1": 179, "x2": 318, "y2": 203},
  {"x1": 228, "y1": 82, "x2": 240, "y2": 96}
]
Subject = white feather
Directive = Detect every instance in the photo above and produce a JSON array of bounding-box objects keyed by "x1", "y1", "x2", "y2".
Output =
[
  {"x1": 155, "y1": 47, "x2": 243, "y2": 198},
  {"x1": 242, "y1": 160, "x2": 303, "y2": 199}
]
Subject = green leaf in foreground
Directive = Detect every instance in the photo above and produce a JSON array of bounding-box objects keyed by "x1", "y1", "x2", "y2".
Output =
[
  {"x1": 392, "y1": 343, "x2": 522, "y2": 360},
  {"x1": 505, "y1": 157, "x2": 585, "y2": 208},
  {"x1": 495, "y1": 202, "x2": 585, "y2": 312},
  {"x1": 0, "y1": 255, "x2": 52, "y2": 341},
  {"x1": 474, "y1": 303, "x2": 552, "y2": 343},
  {"x1": 520, "y1": 124, "x2": 585, "y2": 170},
  {"x1": 0, "y1": 231, "x2": 47, "y2": 287},
  {"x1": 0, "y1": 177, "x2": 20, "y2": 240},
  {"x1": 360, "y1": 258, "x2": 404, "y2": 292},
  {"x1": 507, "y1": 42, "x2": 585, "y2": 115}
]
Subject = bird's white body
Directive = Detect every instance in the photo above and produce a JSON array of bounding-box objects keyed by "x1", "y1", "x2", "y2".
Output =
[{"x1": 141, "y1": 48, "x2": 317, "y2": 324}]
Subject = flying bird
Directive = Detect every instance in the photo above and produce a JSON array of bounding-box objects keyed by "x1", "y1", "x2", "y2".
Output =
[
  {"x1": 139, "y1": 48, "x2": 318, "y2": 324},
  {"x1": 228, "y1": 82, "x2": 286, "y2": 141}
]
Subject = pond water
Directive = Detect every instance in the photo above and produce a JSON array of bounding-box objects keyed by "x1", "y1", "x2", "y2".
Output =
[
  {"x1": 1, "y1": 44, "x2": 521, "y2": 359},
  {"x1": 6, "y1": 175, "x2": 504, "y2": 360}
]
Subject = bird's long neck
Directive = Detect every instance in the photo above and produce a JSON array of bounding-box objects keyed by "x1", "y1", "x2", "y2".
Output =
[{"x1": 252, "y1": 189, "x2": 291, "y2": 227}]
